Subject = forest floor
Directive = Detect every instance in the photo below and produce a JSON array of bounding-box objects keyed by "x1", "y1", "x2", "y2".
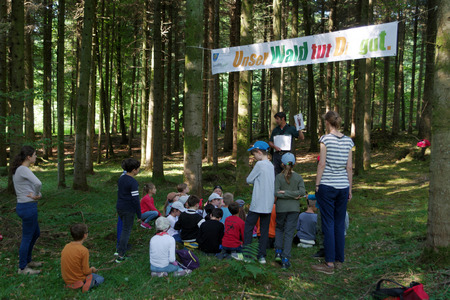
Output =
[{"x1": 0, "y1": 133, "x2": 449, "y2": 299}]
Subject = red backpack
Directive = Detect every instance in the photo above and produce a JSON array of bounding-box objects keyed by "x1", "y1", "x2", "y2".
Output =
[{"x1": 372, "y1": 279, "x2": 429, "y2": 300}]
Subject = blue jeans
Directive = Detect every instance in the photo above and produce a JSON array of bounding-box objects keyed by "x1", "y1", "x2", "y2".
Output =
[
  {"x1": 244, "y1": 211, "x2": 271, "y2": 258},
  {"x1": 16, "y1": 202, "x2": 40, "y2": 269},
  {"x1": 91, "y1": 273, "x2": 104, "y2": 288},
  {"x1": 117, "y1": 210, "x2": 135, "y2": 257},
  {"x1": 316, "y1": 184, "x2": 349, "y2": 263},
  {"x1": 151, "y1": 263, "x2": 182, "y2": 273},
  {"x1": 274, "y1": 211, "x2": 299, "y2": 259},
  {"x1": 172, "y1": 234, "x2": 182, "y2": 243},
  {"x1": 141, "y1": 211, "x2": 158, "y2": 224}
]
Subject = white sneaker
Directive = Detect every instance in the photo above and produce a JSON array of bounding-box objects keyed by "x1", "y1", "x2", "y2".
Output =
[
  {"x1": 258, "y1": 257, "x2": 266, "y2": 264},
  {"x1": 18, "y1": 267, "x2": 40, "y2": 275},
  {"x1": 231, "y1": 252, "x2": 244, "y2": 261},
  {"x1": 27, "y1": 261, "x2": 43, "y2": 268}
]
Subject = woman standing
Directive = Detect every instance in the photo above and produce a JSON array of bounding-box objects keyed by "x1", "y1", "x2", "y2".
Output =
[
  {"x1": 312, "y1": 111, "x2": 353, "y2": 275},
  {"x1": 12, "y1": 146, "x2": 43, "y2": 275}
]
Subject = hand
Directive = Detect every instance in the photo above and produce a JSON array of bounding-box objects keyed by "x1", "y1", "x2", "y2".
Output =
[
  {"x1": 278, "y1": 190, "x2": 285, "y2": 194},
  {"x1": 295, "y1": 195, "x2": 302, "y2": 199},
  {"x1": 91, "y1": 267, "x2": 98, "y2": 273},
  {"x1": 26, "y1": 193, "x2": 41, "y2": 200},
  {"x1": 348, "y1": 190, "x2": 352, "y2": 202},
  {"x1": 172, "y1": 261, "x2": 178, "y2": 266},
  {"x1": 315, "y1": 186, "x2": 319, "y2": 192},
  {"x1": 274, "y1": 146, "x2": 282, "y2": 152}
]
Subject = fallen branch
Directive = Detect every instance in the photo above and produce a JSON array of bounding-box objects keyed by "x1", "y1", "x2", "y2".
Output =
[{"x1": 238, "y1": 292, "x2": 280, "y2": 299}]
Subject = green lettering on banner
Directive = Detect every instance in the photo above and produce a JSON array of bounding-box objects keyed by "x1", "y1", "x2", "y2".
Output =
[{"x1": 270, "y1": 45, "x2": 285, "y2": 64}]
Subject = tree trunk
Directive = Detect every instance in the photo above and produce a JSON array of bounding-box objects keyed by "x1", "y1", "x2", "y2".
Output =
[
  {"x1": 392, "y1": 19, "x2": 404, "y2": 135},
  {"x1": 232, "y1": 0, "x2": 241, "y2": 157},
  {"x1": 173, "y1": 0, "x2": 181, "y2": 152},
  {"x1": 43, "y1": 0, "x2": 53, "y2": 159},
  {"x1": 212, "y1": 0, "x2": 219, "y2": 167},
  {"x1": 86, "y1": 13, "x2": 97, "y2": 175},
  {"x1": 8, "y1": 0, "x2": 25, "y2": 193},
  {"x1": 416, "y1": 27, "x2": 425, "y2": 130},
  {"x1": 354, "y1": 0, "x2": 367, "y2": 176},
  {"x1": 382, "y1": 56, "x2": 390, "y2": 133},
  {"x1": 363, "y1": 0, "x2": 373, "y2": 171},
  {"x1": 289, "y1": 0, "x2": 298, "y2": 127},
  {"x1": 236, "y1": 0, "x2": 252, "y2": 194},
  {"x1": 408, "y1": 3, "x2": 419, "y2": 134},
  {"x1": 343, "y1": 61, "x2": 352, "y2": 133},
  {"x1": 141, "y1": 0, "x2": 151, "y2": 166},
  {"x1": 207, "y1": 0, "x2": 214, "y2": 163},
  {"x1": 24, "y1": 3, "x2": 34, "y2": 141},
  {"x1": 128, "y1": 17, "x2": 139, "y2": 156},
  {"x1": 419, "y1": 0, "x2": 438, "y2": 142},
  {"x1": 202, "y1": 0, "x2": 209, "y2": 159},
  {"x1": 152, "y1": 0, "x2": 164, "y2": 181},
  {"x1": 73, "y1": 0, "x2": 96, "y2": 191},
  {"x1": 116, "y1": 22, "x2": 127, "y2": 145},
  {"x1": 427, "y1": 0, "x2": 450, "y2": 249},
  {"x1": 0, "y1": 0, "x2": 7, "y2": 167},
  {"x1": 301, "y1": 0, "x2": 318, "y2": 152},
  {"x1": 165, "y1": 3, "x2": 173, "y2": 156},
  {"x1": 270, "y1": 0, "x2": 281, "y2": 131},
  {"x1": 184, "y1": 0, "x2": 204, "y2": 196},
  {"x1": 57, "y1": 0, "x2": 66, "y2": 188}
]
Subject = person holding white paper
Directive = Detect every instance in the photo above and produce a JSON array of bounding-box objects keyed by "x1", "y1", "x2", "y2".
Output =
[{"x1": 268, "y1": 112, "x2": 304, "y2": 175}]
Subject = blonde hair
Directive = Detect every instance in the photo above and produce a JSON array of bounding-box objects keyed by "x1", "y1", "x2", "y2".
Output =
[
  {"x1": 281, "y1": 163, "x2": 293, "y2": 184},
  {"x1": 223, "y1": 193, "x2": 234, "y2": 206}
]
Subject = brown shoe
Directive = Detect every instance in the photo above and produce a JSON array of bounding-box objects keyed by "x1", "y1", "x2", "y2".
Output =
[
  {"x1": 27, "y1": 261, "x2": 43, "y2": 268},
  {"x1": 311, "y1": 263, "x2": 334, "y2": 275},
  {"x1": 17, "y1": 267, "x2": 41, "y2": 275}
]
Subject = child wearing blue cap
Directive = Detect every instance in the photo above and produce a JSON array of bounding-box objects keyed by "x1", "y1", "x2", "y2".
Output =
[
  {"x1": 274, "y1": 152, "x2": 306, "y2": 269},
  {"x1": 243, "y1": 141, "x2": 275, "y2": 264}
]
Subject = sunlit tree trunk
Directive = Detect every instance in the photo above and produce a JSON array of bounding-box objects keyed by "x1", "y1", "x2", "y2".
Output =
[
  {"x1": 173, "y1": 0, "x2": 181, "y2": 152},
  {"x1": 343, "y1": 61, "x2": 352, "y2": 132},
  {"x1": 184, "y1": 0, "x2": 204, "y2": 195},
  {"x1": 363, "y1": 0, "x2": 373, "y2": 171},
  {"x1": 236, "y1": 0, "x2": 252, "y2": 194},
  {"x1": 57, "y1": 0, "x2": 66, "y2": 188},
  {"x1": 165, "y1": 3, "x2": 173, "y2": 156},
  {"x1": 289, "y1": 0, "x2": 298, "y2": 127},
  {"x1": 381, "y1": 56, "x2": 389, "y2": 133},
  {"x1": 73, "y1": 0, "x2": 96, "y2": 191},
  {"x1": 416, "y1": 28, "x2": 425, "y2": 130},
  {"x1": 427, "y1": 0, "x2": 450, "y2": 249},
  {"x1": 86, "y1": 13, "x2": 97, "y2": 175},
  {"x1": 408, "y1": 2, "x2": 419, "y2": 134}
]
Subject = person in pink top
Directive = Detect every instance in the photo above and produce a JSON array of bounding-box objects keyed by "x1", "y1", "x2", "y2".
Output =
[{"x1": 140, "y1": 183, "x2": 161, "y2": 229}]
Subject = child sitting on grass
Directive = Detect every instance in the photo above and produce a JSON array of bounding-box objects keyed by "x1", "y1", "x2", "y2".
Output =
[
  {"x1": 140, "y1": 183, "x2": 161, "y2": 229},
  {"x1": 296, "y1": 197, "x2": 318, "y2": 248},
  {"x1": 177, "y1": 183, "x2": 190, "y2": 196},
  {"x1": 61, "y1": 224, "x2": 104, "y2": 293},
  {"x1": 167, "y1": 201, "x2": 185, "y2": 243},
  {"x1": 219, "y1": 202, "x2": 245, "y2": 260},
  {"x1": 174, "y1": 195, "x2": 205, "y2": 249},
  {"x1": 163, "y1": 192, "x2": 180, "y2": 216},
  {"x1": 197, "y1": 208, "x2": 224, "y2": 254},
  {"x1": 220, "y1": 193, "x2": 234, "y2": 224},
  {"x1": 149, "y1": 217, "x2": 191, "y2": 277}
]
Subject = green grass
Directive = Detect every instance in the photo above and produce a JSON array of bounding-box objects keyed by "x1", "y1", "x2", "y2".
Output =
[{"x1": 0, "y1": 135, "x2": 448, "y2": 299}]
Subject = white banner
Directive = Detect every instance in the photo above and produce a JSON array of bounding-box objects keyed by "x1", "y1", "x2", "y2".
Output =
[{"x1": 211, "y1": 22, "x2": 398, "y2": 75}]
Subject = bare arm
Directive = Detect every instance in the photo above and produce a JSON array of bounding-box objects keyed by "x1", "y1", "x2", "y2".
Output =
[
  {"x1": 315, "y1": 143, "x2": 327, "y2": 192},
  {"x1": 346, "y1": 149, "x2": 353, "y2": 201},
  {"x1": 268, "y1": 141, "x2": 281, "y2": 152},
  {"x1": 298, "y1": 130, "x2": 305, "y2": 141}
]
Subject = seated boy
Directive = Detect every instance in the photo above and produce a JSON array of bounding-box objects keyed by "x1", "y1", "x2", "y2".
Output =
[
  {"x1": 220, "y1": 193, "x2": 234, "y2": 224},
  {"x1": 220, "y1": 202, "x2": 245, "y2": 260},
  {"x1": 197, "y1": 208, "x2": 224, "y2": 254},
  {"x1": 150, "y1": 217, "x2": 191, "y2": 277},
  {"x1": 203, "y1": 192, "x2": 223, "y2": 218},
  {"x1": 174, "y1": 195, "x2": 205, "y2": 249},
  {"x1": 61, "y1": 224, "x2": 104, "y2": 293},
  {"x1": 167, "y1": 201, "x2": 185, "y2": 243},
  {"x1": 296, "y1": 197, "x2": 318, "y2": 248}
]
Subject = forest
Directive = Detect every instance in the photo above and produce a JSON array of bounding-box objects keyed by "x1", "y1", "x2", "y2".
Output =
[{"x1": 0, "y1": 0, "x2": 449, "y2": 298}]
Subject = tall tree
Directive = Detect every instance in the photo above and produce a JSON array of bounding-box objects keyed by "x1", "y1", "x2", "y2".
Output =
[
  {"x1": 207, "y1": 0, "x2": 214, "y2": 163},
  {"x1": 43, "y1": 0, "x2": 53, "y2": 159},
  {"x1": 0, "y1": 0, "x2": 7, "y2": 167},
  {"x1": 165, "y1": 3, "x2": 173, "y2": 156},
  {"x1": 173, "y1": 0, "x2": 182, "y2": 152},
  {"x1": 24, "y1": 2, "x2": 35, "y2": 141},
  {"x1": 184, "y1": 0, "x2": 204, "y2": 195},
  {"x1": 8, "y1": 0, "x2": 25, "y2": 193},
  {"x1": 427, "y1": 0, "x2": 449, "y2": 250},
  {"x1": 236, "y1": 0, "x2": 252, "y2": 193},
  {"x1": 408, "y1": 2, "x2": 419, "y2": 134},
  {"x1": 363, "y1": 0, "x2": 373, "y2": 171},
  {"x1": 289, "y1": 0, "x2": 298, "y2": 126},
  {"x1": 152, "y1": 0, "x2": 164, "y2": 181},
  {"x1": 382, "y1": 56, "x2": 390, "y2": 133},
  {"x1": 57, "y1": 0, "x2": 66, "y2": 188},
  {"x1": 354, "y1": 0, "x2": 367, "y2": 176},
  {"x1": 419, "y1": 0, "x2": 438, "y2": 144},
  {"x1": 301, "y1": 0, "x2": 318, "y2": 152},
  {"x1": 271, "y1": 0, "x2": 281, "y2": 131},
  {"x1": 116, "y1": 21, "x2": 127, "y2": 145},
  {"x1": 73, "y1": 0, "x2": 96, "y2": 191}
]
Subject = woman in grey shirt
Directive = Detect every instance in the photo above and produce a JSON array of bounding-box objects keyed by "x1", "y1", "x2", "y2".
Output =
[{"x1": 11, "y1": 146, "x2": 42, "y2": 275}]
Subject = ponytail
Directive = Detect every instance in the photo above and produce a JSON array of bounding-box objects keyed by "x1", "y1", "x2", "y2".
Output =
[
  {"x1": 10, "y1": 146, "x2": 36, "y2": 175},
  {"x1": 282, "y1": 163, "x2": 293, "y2": 184}
]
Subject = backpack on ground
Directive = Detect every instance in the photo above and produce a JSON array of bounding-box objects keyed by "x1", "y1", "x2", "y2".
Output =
[
  {"x1": 176, "y1": 249, "x2": 200, "y2": 270},
  {"x1": 372, "y1": 279, "x2": 429, "y2": 300}
]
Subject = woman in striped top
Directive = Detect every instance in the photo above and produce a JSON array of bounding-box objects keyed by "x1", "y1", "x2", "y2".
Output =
[{"x1": 312, "y1": 111, "x2": 354, "y2": 275}]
